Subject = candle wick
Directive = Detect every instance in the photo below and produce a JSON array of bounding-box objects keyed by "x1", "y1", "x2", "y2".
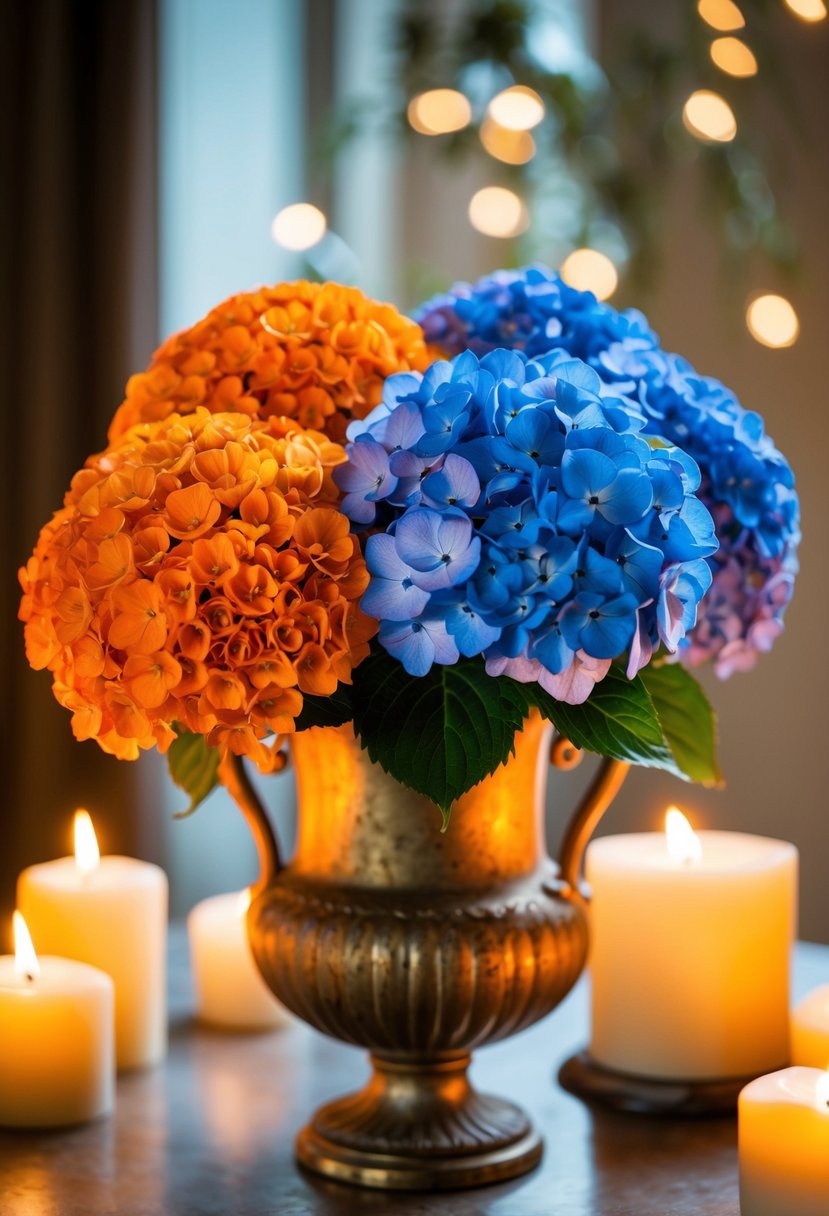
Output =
[{"x1": 25, "y1": 972, "x2": 35, "y2": 984}]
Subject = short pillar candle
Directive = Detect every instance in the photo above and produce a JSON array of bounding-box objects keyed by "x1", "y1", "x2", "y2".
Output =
[
  {"x1": 739, "y1": 1066, "x2": 829, "y2": 1216},
  {"x1": 188, "y1": 889, "x2": 287, "y2": 1030},
  {"x1": 586, "y1": 809, "x2": 797, "y2": 1080},
  {"x1": 0, "y1": 913, "x2": 115, "y2": 1127},
  {"x1": 792, "y1": 985, "x2": 829, "y2": 1069},
  {"x1": 18, "y1": 810, "x2": 168, "y2": 1071}
]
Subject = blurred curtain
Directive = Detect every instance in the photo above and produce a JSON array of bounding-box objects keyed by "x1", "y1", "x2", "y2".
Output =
[{"x1": 0, "y1": 0, "x2": 158, "y2": 942}]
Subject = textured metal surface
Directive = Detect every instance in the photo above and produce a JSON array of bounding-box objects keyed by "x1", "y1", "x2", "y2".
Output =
[
  {"x1": 0, "y1": 931, "x2": 825, "y2": 1215},
  {"x1": 296, "y1": 1055, "x2": 544, "y2": 1190},
  {"x1": 245, "y1": 717, "x2": 598, "y2": 1187}
]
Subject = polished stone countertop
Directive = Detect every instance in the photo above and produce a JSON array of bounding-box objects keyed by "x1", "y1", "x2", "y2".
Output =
[{"x1": 0, "y1": 929, "x2": 825, "y2": 1216}]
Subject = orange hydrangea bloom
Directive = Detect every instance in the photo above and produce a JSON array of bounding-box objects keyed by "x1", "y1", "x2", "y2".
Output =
[
  {"x1": 109, "y1": 281, "x2": 432, "y2": 444},
  {"x1": 19, "y1": 409, "x2": 376, "y2": 772}
]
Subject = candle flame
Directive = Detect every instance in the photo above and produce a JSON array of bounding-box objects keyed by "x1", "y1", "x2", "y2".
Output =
[
  {"x1": 236, "y1": 888, "x2": 252, "y2": 917},
  {"x1": 13, "y1": 912, "x2": 40, "y2": 981},
  {"x1": 74, "y1": 809, "x2": 100, "y2": 876},
  {"x1": 665, "y1": 807, "x2": 703, "y2": 864},
  {"x1": 816, "y1": 1071, "x2": 829, "y2": 1109}
]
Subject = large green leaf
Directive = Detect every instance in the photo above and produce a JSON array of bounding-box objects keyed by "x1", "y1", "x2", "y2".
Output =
[
  {"x1": 351, "y1": 652, "x2": 532, "y2": 821},
  {"x1": 523, "y1": 666, "x2": 684, "y2": 777},
  {"x1": 294, "y1": 685, "x2": 354, "y2": 731},
  {"x1": 167, "y1": 728, "x2": 221, "y2": 818},
  {"x1": 639, "y1": 662, "x2": 722, "y2": 788}
]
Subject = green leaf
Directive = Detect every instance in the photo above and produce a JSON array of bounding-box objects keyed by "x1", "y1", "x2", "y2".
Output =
[
  {"x1": 167, "y1": 729, "x2": 221, "y2": 818},
  {"x1": 351, "y1": 652, "x2": 532, "y2": 818},
  {"x1": 294, "y1": 685, "x2": 354, "y2": 731},
  {"x1": 523, "y1": 665, "x2": 683, "y2": 777},
  {"x1": 639, "y1": 662, "x2": 722, "y2": 788}
]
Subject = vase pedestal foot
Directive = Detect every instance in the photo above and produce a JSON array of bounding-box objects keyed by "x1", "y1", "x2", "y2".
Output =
[
  {"x1": 295, "y1": 1052, "x2": 543, "y2": 1191},
  {"x1": 558, "y1": 1050, "x2": 758, "y2": 1116}
]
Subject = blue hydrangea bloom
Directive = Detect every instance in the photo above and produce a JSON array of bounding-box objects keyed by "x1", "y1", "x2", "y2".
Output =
[
  {"x1": 416, "y1": 264, "x2": 657, "y2": 363},
  {"x1": 338, "y1": 347, "x2": 718, "y2": 699},
  {"x1": 416, "y1": 266, "x2": 800, "y2": 676}
]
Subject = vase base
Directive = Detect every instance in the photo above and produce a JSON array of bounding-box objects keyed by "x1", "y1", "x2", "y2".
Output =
[
  {"x1": 558, "y1": 1050, "x2": 760, "y2": 1116},
  {"x1": 295, "y1": 1053, "x2": 543, "y2": 1191}
]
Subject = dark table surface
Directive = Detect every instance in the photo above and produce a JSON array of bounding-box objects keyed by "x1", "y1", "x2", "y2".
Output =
[{"x1": 0, "y1": 931, "x2": 825, "y2": 1216}]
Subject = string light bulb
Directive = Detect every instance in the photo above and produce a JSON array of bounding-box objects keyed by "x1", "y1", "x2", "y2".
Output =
[
  {"x1": 746, "y1": 294, "x2": 800, "y2": 348},
  {"x1": 271, "y1": 204, "x2": 327, "y2": 252},
  {"x1": 479, "y1": 118, "x2": 536, "y2": 165},
  {"x1": 560, "y1": 249, "x2": 618, "y2": 301},
  {"x1": 682, "y1": 90, "x2": 737, "y2": 142},
  {"x1": 407, "y1": 89, "x2": 471, "y2": 135},
  {"x1": 468, "y1": 187, "x2": 529, "y2": 238},
  {"x1": 783, "y1": 0, "x2": 827, "y2": 21},
  {"x1": 710, "y1": 36, "x2": 758, "y2": 77},
  {"x1": 487, "y1": 85, "x2": 545, "y2": 132},
  {"x1": 697, "y1": 0, "x2": 745, "y2": 30}
]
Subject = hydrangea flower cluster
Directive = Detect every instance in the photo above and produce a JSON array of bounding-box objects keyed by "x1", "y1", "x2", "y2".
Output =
[
  {"x1": 598, "y1": 347, "x2": 800, "y2": 678},
  {"x1": 110, "y1": 281, "x2": 432, "y2": 444},
  {"x1": 416, "y1": 264, "x2": 657, "y2": 364},
  {"x1": 334, "y1": 349, "x2": 718, "y2": 703},
  {"x1": 19, "y1": 410, "x2": 376, "y2": 772},
  {"x1": 416, "y1": 266, "x2": 800, "y2": 676}
]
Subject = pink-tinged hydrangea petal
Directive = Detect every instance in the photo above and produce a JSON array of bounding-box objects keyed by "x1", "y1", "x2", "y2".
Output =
[{"x1": 538, "y1": 652, "x2": 611, "y2": 704}]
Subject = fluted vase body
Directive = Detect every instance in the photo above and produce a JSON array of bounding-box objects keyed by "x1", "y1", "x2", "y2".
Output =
[{"x1": 245, "y1": 713, "x2": 602, "y2": 1190}]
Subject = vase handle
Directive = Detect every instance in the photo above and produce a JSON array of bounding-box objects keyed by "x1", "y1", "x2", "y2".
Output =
[
  {"x1": 555, "y1": 751, "x2": 630, "y2": 893},
  {"x1": 218, "y1": 752, "x2": 283, "y2": 890}
]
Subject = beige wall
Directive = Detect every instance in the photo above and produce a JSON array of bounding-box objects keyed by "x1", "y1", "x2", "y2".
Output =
[
  {"x1": 577, "y1": 4, "x2": 828, "y2": 943},
  {"x1": 400, "y1": 5, "x2": 828, "y2": 942}
]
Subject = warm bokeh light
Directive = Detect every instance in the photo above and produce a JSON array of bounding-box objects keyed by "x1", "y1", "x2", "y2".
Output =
[
  {"x1": 74, "y1": 809, "x2": 100, "y2": 877},
  {"x1": 783, "y1": 0, "x2": 827, "y2": 21},
  {"x1": 487, "y1": 85, "x2": 545, "y2": 131},
  {"x1": 468, "y1": 186, "x2": 529, "y2": 238},
  {"x1": 560, "y1": 248, "x2": 619, "y2": 300},
  {"x1": 270, "y1": 203, "x2": 327, "y2": 252},
  {"x1": 13, "y1": 912, "x2": 40, "y2": 981},
  {"x1": 682, "y1": 90, "x2": 737, "y2": 142},
  {"x1": 479, "y1": 118, "x2": 536, "y2": 164},
  {"x1": 710, "y1": 36, "x2": 758, "y2": 77},
  {"x1": 665, "y1": 807, "x2": 703, "y2": 865},
  {"x1": 697, "y1": 0, "x2": 745, "y2": 30},
  {"x1": 407, "y1": 88, "x2": 472, "y2": 135},
  {"x1": 746, "y1": 294, "x2": 800, "y2": 348}
]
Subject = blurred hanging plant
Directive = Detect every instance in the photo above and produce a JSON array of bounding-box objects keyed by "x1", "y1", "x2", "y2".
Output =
[{"x1": 319, "y1": 0, "x2": 810, "y2": 297}]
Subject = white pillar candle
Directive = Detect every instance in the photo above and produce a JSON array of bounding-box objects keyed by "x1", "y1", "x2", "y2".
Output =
[
  {"x1": 739, "y1": 1066, "x2": 829, "y2": 1215},
  {"x1": 586, "y1": 808, "x2": 797, "y2": 1079},
  {"x1": 0, "y1": 913, "x2": 115, "y2": 1127},
  {"x1": 18, "y1": 810, "x2": 168, "y2": 1071},
  {"x1": 792, "y1": 985, "x2": 829, "y2": 1069},
  {"x1": 188, "y1": 890, "x2": 287, "y2": 1030}
]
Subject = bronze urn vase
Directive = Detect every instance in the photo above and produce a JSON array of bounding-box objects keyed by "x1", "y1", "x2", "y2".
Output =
[{"x1": 224, "y1": 713, "x2": 627, "y2": 1191}]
